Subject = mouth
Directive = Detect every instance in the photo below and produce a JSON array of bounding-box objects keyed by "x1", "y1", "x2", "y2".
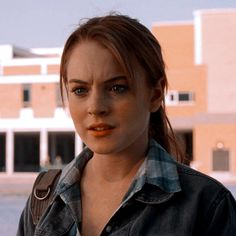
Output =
[{"x1": 87, "y1": 124, "x2": 115, "y2": 137}]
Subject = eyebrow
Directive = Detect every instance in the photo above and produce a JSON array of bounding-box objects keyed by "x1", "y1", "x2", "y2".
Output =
[{"x1": 68, "y1": 75, "x2": 128, "y2": 84}]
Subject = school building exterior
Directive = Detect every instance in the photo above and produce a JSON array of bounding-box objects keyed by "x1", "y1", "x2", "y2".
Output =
[
  {"x1": 0, "y1": 46, "x2": 82, "y2": 174},
  {"x1": 0, "y1": 9, "x2": 236, "y2": 182}
]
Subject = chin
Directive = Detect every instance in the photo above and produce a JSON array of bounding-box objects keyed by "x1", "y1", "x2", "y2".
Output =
[
  {"x1": 89, "y1": 146, "x2": 114, "y2": 155},
  {"x1": 85, "y1": 141, "x2": 119, "y2": 155}
]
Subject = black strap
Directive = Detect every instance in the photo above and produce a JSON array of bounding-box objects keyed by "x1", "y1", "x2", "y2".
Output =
[{"x1": 30, "y1": 169, "x2": 62, "y2": 225}]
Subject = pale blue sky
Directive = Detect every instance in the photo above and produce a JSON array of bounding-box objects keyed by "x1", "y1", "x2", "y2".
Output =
[{"x1": 0, "y1": 0, "x2": 236, "y2": 48}]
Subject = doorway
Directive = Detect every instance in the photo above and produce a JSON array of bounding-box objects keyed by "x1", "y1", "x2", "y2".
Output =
[
  {"x1": 175, "y1": 131, "x2": 193, "y2": 165},
  {"x1": 14, "y1": 132, "x2": 40, "y2": 172},
  {"x1": 0, "y1": 133, "x2": 6, "y2": 172},
  {"x1": 48, "y1": 132, "x2": 75, "y2": 168}
]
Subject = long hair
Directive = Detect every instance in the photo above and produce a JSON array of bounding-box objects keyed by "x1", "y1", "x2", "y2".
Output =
[{"x1": 60, "y1": 14, "x2": 185, "y2": 163}]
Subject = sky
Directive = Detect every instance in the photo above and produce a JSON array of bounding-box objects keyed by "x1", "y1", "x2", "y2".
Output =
[{"x1": 0, "y1": 0, "x2": 236, "y2": 48}]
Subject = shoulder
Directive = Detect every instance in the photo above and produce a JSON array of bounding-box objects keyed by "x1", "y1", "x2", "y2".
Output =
[
  {"x1": 176, "y1": 162, "x2": 234, "y2": 207},
  {"x1": 175, "y1": 163, "x2": 236, "y2": 235},
  {"x1": 176, "y1": 162, "x2": 228, "y2": 192}
]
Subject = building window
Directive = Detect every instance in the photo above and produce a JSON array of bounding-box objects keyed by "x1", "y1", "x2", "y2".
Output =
[
  {"x1": 165, "y1": 91, "x2": 194, "y2": 105},
  {"x1": 212, "y1": 149, "x2": 230, "y2": 171},
  {"x1": 178, "y1": 92, "x2": 193, "y2": 102},
  {"x1": 23, "y1": 84, "x2": 31, "y2": 107}
]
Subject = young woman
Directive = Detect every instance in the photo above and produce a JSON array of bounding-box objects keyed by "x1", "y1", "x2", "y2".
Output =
[{"x1": 18, "y1": 14, "x2": 236, "y2": 236}]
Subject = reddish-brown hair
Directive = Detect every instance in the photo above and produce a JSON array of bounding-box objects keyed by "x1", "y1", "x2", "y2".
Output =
[{"x1": 60, "y1": 14, "x2": 185, "y2": 163}]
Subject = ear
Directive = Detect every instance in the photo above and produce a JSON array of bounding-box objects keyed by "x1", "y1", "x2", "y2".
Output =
[{"x1": 149, "y1": 80, "x2": 164, "y2": 112}]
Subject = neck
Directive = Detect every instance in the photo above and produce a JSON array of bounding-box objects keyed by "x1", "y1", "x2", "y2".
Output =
[{"x1": 86, "y1": 138, "x2": 148, "y2": 183}]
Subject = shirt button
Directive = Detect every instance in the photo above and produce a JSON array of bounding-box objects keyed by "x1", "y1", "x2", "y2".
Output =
[{"x1": 105, "y1": 225, "x2": 112, "y2": 233}]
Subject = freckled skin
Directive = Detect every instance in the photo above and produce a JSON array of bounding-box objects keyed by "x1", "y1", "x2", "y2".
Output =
[{"x1": 66, "y1": 40, "x2": 160, "y2": 157}]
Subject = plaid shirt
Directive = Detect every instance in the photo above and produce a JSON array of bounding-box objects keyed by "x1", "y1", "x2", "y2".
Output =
[{"x1": 55, "y1": 139, "x2": 181, "y2": 234}]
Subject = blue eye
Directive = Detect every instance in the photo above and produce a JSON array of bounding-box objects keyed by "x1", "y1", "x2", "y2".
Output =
[
  {"x1": 110, "y1": 85, "x2": 128, "y2": 94},
  {"x1": 72, "y1": 87, "x2": 88, "y2": 96}
]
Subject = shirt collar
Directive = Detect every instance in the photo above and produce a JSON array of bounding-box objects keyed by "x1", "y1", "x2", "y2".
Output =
[
  {"x1": 144, "y1": 139, "x2": 181, "y2": 192},
  {"x1": 56, "y1": 139, "x2": 181, "y2": 196},
  {"x1": 122, "y1": 139, "x2": 181, "y2": 203},
  {"x1": 56, "y1": 147, "x2": 93, "y2": 195}
]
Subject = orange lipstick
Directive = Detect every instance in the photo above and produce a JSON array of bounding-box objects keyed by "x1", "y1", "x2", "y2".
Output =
[{"x1": 88, "y1": 124, "x2": 115, "y2": 137}]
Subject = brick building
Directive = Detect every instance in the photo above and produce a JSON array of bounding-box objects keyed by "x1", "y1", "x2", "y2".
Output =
[
  {"x1": 152, "y1": 8, "x2": 236, "y2": 181},
  {"x1": 0, "y1": 46, "x2": 82, "y2": 174},
  {"x1": 0, "y1": 9, "x2": 236, "y2": 182}
]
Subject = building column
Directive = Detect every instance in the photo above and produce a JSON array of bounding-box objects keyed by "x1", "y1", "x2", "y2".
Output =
[
  {"x1": 6, "y1": 129, "x2": 14, "y2": 175},
  {"x1": 75, "y1": 133, "x2": 83, "y2": 156},
  {"x1": 194, "y1": 10, "x2": 202, "y2": 65},
  {"x1": 40, "y1": 128, "x2": 48, "y2": 168}
]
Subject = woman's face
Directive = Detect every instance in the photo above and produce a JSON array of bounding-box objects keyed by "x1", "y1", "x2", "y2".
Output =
[{"x1": 66, "y1": 40, "x2": 160, "y2": 156}]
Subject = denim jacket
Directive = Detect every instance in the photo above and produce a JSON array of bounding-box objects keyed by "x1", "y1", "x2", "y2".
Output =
[{"x1": 17, "y1": 140, "x2": 236, "y2": 236}]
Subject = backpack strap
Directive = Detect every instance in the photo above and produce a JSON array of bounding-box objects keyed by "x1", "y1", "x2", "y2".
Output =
[{"x1": 30, "y1": 169, "x2": 62, "y2": 225}]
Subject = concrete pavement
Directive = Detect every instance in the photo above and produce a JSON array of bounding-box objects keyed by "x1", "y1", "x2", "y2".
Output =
[{"x1": 0, "y1": 173, "x2": 37, "y2": 196}]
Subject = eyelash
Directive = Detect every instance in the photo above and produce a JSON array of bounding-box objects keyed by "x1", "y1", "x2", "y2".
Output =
[
  {"x1": 71, "y1": 84, "x2": 129, "y2": 97},
  {"x1": 71, "y1": 87, "x2": 88, "y2": 96},
  {"x1": 109, "y1": 84, "x2": 129, "y2": 94}
]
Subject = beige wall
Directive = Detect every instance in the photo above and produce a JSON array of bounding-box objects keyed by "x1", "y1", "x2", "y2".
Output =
[
  {"x1": 3, "y1": 65, "x2": 41, "y2": 75},
  {"x1": 200, "y1": 10, "x2": 236, "y2": 113},
  {"x1": 32, "y1": 83, "x2": 56, "y2": 117},
  {"x1": 47, "y1": 64, "x2": 60, "y2": 74},
  {"x1": 0, "y1": 83, "x2": 57, "y2": 118},
  {"x1": 194, "y1": 124, "x2": 236, "y2": 174},
  {"x1": 152, "y1": 23, "x2": 207, "y2": 118},
  {"x1": 0, "y1": 84, "x2": 21, "y2": 117},
  {"x1": 167, "y1": 65, "x2": 207, "y2": 117},
  {"x1": 152, "y1": 23, "x2": 194, "y2": 69}
]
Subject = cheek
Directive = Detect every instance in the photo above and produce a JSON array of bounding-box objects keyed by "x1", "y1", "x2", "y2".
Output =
[
  {"x1": 69, "y1": 108, "x2": 85, "y2": 136},
  {"x1": 118, "y1": 100, "x2": 150, "y2": 124},
  {"x1": 68, "y1": 99, "x2": 75, "y2": 118},
  {"x1": 68, "y1": 99, "x2": 83, "y2": 123}
]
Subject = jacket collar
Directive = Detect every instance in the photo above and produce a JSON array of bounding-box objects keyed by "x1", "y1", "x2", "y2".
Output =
[{"x1": 134, "y1": 184, "x2": 176, "y2": 204}]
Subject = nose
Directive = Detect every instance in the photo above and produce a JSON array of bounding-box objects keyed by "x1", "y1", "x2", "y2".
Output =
[{"x1": 87, "y1": 90, "x2": 110, "y2": 116}]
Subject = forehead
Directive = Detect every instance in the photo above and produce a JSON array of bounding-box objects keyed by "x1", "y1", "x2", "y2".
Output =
[
  {"x1": 66, "y1": 40, "x2": 147, "y2": 87},
  {"x1": 67, "y1": 41, "x2": 123, "y2": 78}
]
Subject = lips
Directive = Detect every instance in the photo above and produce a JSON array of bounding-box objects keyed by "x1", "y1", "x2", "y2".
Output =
[{"x1": 87, "y1": 123, "x2": 115, "y2": 137}]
